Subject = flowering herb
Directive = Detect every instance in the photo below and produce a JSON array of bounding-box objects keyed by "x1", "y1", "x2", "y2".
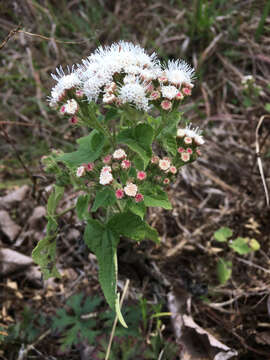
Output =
[{"x1": 32, "y1": 41, "x2": 204, "y2": 327}]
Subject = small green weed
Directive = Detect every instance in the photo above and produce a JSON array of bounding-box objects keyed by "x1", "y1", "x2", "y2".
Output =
[{"x1": 213, "y1": 227, "x2": 260, "y2": 284}]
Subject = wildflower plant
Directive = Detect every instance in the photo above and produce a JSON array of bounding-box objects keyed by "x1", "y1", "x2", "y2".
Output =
[{"x1": 32, "y1": 41, "x2": 204, "y2": 326}]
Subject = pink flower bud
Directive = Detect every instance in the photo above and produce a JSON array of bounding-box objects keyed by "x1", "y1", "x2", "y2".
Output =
[
  {"x1": 60, "y1": 105, "x2": 66, "y2": 115},
  {"x1": 115, "y1": 189, "x2": 124, "y2": 199},
  {"x1": 178, "y1": 147, "x2": 185, "y2": 153},
  {"x1": 163, "y1": 178, "x2": 170, "y2": 184},
  {"x1": 151, "y1": 156, "x2": 160, "y2": 164},
  {"x1": 103, "y1": 155, "x2": 112, "y2": 164},
  {"x1": 70, "y1": 116, "x2": 78, "y2": 124},
  {"x1": 161, "y1": 100, "x2": 172, "y2": 111},
  {"x1": 186, "y1": 148, "x2": 193, "y2": 154},
  {"x1": 182, "y1": 87, "x2": 191, "y2": 96},
  {"x1": 137, "y1": 171, "x2": 147, "y2": 181},
  {"x1": 150, "y1": 91, "x2": 161, "y2": 100},
  {"x1": 85, "y1": 162, "x2": 94, "y2": 171},
  {"x1": 135, "y1": 193, "x2": 144, "y2": 203},
  {"x1": 121, "y1": 160, "x2": 131, "y2": 170},
  {"x1": 175, "y1": 92, "x2": 184, "y2": 100},
  {"x1": 170, "y1": 166, "x2": 177, "y2": 174},
  {"x1": 181, "y1": 152, "x2": 190, "y2": 162},
  {"x1": 184, "y1": 136, "x2": 192, "y2": 145}
]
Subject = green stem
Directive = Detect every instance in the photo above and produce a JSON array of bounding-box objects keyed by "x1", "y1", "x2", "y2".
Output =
[{"x1": 56, "y1": 205, "x2": 76, "y2": 217}]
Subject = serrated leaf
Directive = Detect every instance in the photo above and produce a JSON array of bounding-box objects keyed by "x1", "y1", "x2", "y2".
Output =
[
  {"x1": 229, "y1": 237, "x2": 252, "y2": 254},
  {"x1": 117, "y1": 124, "x2": 154, "y2": 169},
  {"x1": 217, "y1": 258, "x2": 232, "y2": 284},
  {"x1": 47, "y1": 185, "x2": 64, "y2": 218},
  {"x1": 162, "y1": 134, "x2": 177, "y2": 156},
  {"x1": 57, "y1": 130, "x2": 105, "y2": 167},
  {"x1": 84, "y1": 220, "x2": 119, "y2": 310},
  {"x1": 108, "y1": 211, "x2": 159, "y2": 243},
  {"x1": 32, "y1": 219, "x2": 60, "y2": 279},
  {"x1": 214, "y1": 227, "x2": 233, "y2": 242},
  {"x1": 126, "y1": 198, "x2": 146, "y2": 220},
  {"x1": 91, "y1": 187, "x2": 116, "y2": 212},
  {"x1": 76, "y1": 194, "x2": 90, "y2": 220},
  {"x1": 142, "y1": 186, "x2": 172, "y2": 210}
]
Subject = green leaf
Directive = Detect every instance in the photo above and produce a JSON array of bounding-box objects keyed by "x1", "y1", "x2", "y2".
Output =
[
  {"x1": 32, "y1": 185, "x2": 64, "y2": 279},
  {"x1": 47, "y1": 185, "x2": 64, "y2": 219},
  {"x1": 229, "y1": 237, "x2": 252, "y2": 255},
  {"x1": 142, "y1": 186, "x2": 172, "y2": 210},
  {"x1": 217, "y1": 258, "x2": 232, "y2": 284},
  {"x1": 91, "y1": 187, "x2": 116, "y2": 212},
  {"x1": 58, "y1": 130, "x2": 105, "y2": 167},
  {"x1": 214, "y1": 227, "x2": 233, "y2": 242},
  {"x1": 117, "y1": 124, "x2": 154, "y2": 169},
  {"x1": 52, "y1": 293, "x2": 101, "y2": 349},
  {"x1": 32, "y1": 219, "x2": 60, "y2": 279},
  {"x1": 126, "y1": 198, "x2": 146, "y2": 220},
  {"x1": 76, "y1": 194, "x2": 90, "y2": 220},
  {"x1": 84, "y1": 220, "x2": 124, "y2": 322},
  {"x1": 108, "y1": 211, "x2": 159, "y2": 243},
  {"x1": 162, "y1": 134, "x2": 177, "y2": 156}
]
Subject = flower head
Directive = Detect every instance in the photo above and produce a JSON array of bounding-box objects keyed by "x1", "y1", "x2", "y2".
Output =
[
  {"x1": 84, "y1": 162, "x2": 94, "y2": 171},
  {"x1": 164, "y1": 59, "x2": 195, "y2": 87},
  {"x1": 64, "y1": 99, "x2": 78, "y2": 115},
  {"x1": 159, "y1": 158, "x2": 171, "y2": 171},
  {"x1": 124, "y1": 182, "x2": 137, "y2": 197},
  {"x1": 103, "y1": 155, "x2": 112, "y2": 164},
  {"x1": 113, "y1": 149, "x2": 127, "y2": 160},
  {"x1": 115, "y1": 189, "x2": 124, "y2": 199},
  {"x1": 181, "y1": 152, "x2": 190, "y2": 162},
  {"x1": 137, "y1": 171, "x2": 147, "y2": 181},
  {"x1": 135, "y1": 193, "x2": 144, "y2": 203},
  {"x1": 161, "y1": 85, "x2": 179, "y2": 100},
  {"x1": 121, "y1": 160, "x2": 131, "y2": 169},
  {"x1": 170, "y1": 166, "x2": 177, "y2": 174},
  {"x1": 161, "y1": 100, "x2": 172, "y2": 111},
  {"x1": 99, "y1": 170, "x2": 113, "y2": 185}
]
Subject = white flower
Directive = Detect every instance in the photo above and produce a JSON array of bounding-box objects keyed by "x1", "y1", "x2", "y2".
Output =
[
  {"x1": 124, "y1": 182, "x2": 138, "y2": 197},
  {"x1": 49, "y1": 66, "x2": 81, "y2": 105},
  {"x1": 103, "y1": 93, "x2": 116, "y2": 104},
  {"x1": 164, "y1": 59, "x2": 195, "y2": 87},
  {"x1": 118, "y1": 79, "x2": 150, "y2": 111},
  {"x1": 64, "y1": 99, "x2": 78, "y2": 114},
  {"x1": 76, "y1": 166, "x2": 86, "y2": 177},
  {"x1": 159, "y1": 158, "x2": 171, "y2": 171},
  {"x1": 99, "y1": 170, "x2": 113, "y2": 185},
  {"x1": 177, "y1": 128, "x2": 186, "y2": 137},
  {"x1": 161, "y1": 85, "x2": 179, "y2": 100},
  {"x1": 123, "y1": 74, "x2": 137, "y2": 84},
  {"x1": 113, "y1": 149, "x2": 126, "y2": 160}
]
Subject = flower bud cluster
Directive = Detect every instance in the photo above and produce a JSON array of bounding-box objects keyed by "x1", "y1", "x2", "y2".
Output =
[{"x1": 176, "y1": 124, "x2": 204, "y2": 163}]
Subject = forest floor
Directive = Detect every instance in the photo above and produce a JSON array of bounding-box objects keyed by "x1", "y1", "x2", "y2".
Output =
[{"x1": 0, "y1": 1, "x2": 270, "y2": 359}]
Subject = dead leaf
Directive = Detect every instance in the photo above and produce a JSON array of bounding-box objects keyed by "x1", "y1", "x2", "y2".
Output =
[
  {"x1": 0, "y1": 185, "x2": 29, "y2": 209},
  {"x1": 168, "y1": 291, "x2": 237, "y2": 360},
  {"x1": 0, "y1": 248, "x2": 33, "y2": 276},
  {"x1": 0, "y1": 210, "x2": 21, "y2": 242}
]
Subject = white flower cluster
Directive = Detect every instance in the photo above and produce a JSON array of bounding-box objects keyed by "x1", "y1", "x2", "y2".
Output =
[{"x1": 49, "y1": 41, "x2": 195, "y2": 112}]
